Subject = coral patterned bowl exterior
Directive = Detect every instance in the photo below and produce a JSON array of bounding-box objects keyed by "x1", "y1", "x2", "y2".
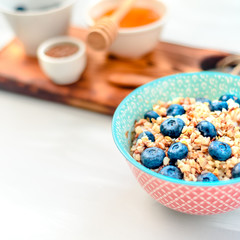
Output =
[{"x1": 112, "y1": 72, "x2": 240, "y2": 215}]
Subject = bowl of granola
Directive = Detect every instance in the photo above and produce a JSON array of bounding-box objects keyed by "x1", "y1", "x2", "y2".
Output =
[{"x1": 112, "y1": 72, "x2": 240, "y2": 215}]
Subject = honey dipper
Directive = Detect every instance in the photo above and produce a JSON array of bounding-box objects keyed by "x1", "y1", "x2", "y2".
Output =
[{"x1": 87, "y1": 0, "x2": 136, "y2": 50}]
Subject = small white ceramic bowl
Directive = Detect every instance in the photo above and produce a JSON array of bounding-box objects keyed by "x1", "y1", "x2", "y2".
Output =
[
  {"x1": 85, "y1": 0, "x2": 167, "y2": 58},
  {"x1": 37, "y1": 36, "x2": 87, "y2": 85},
  {"x1": 0, "y1": 0, "x2": 75, "y2": 56}
]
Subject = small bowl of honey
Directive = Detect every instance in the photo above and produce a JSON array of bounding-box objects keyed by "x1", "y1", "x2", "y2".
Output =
[{"x1": 85, "y1": 0, "x2": 167, "y2": 58}]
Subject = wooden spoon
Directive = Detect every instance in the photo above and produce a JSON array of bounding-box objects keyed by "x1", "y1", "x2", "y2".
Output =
[
  {"x1": 108, "y1": 73, "x2": 155, "y2": 88},
  {"x1": 107, "y1": 71, "x2": 182, "y2": 88},
  {"x1": 87, "y1": 0, "x2": 136, "y2": 51}
]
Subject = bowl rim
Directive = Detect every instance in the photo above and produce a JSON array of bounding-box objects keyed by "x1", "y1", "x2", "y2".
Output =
[
  {"x1": 37, "y1": 36, "x2": 86, "y2": 64},
  {"x1": 112, "y1": 71, "x2": 240, "y2": 187},
  {"x1": 84, "y1": 0, "x2": 168, "y2": 35},
  {"x1": 0, "y1": 0, "x2": 76, "y2": 16}
]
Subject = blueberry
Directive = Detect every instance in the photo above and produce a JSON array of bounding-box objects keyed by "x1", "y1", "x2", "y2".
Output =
[
  {"x1": 167, "y1": 142, "x2": 188, "y2": 164},
  {"x1": 137, "y1": 131, "x2": 155, "y2": 142},
  {"x1": 141, "y1": 147, "x2": 165, "y2": 169},
  {"x1": 210, "y1": 101, "x2": 228, "y2": 111},
  {"x1": 160, "y1": 118, "x2": 185, "y2": 138},
  {"x1": 167, "y1": 104, "x2": 185, "y2": 117},
  {"x1": 232, "y1": 163, "x2": 240, "y2": 178},
  {"x1": 196, "y1": 97, "x2": 212, "y2": 106},
  {"x1": 159, "y1": 166, "x2": 183, "y2": 179},
  {"x1": 144, "y1": 111, "x2": 159, "y2": 122},
  {"x1": 15, "y1": 5, "x2": 27, "y2": 11},
  {"x1": 196, "y1": 120, "x2": 217, "y2": 139},
  {"x1": 197, "y1": 172, "x2": 219, "y2": 182},
  {"x1": 219, "y1": 94, "x2": 240, "y2": 104},
  {"x1": 208, "y1": 141, "x2": 232, "y2": 161}
]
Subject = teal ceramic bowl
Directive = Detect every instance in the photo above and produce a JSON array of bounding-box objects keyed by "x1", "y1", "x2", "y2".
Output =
[{"x1": 112, "y1": 72, "x2": 240, "y2": 215}]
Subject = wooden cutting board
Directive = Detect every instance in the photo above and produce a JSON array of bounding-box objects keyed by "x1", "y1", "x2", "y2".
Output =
[{"x1": 0, "y1": 27, "x2": 228, "y2": 115}]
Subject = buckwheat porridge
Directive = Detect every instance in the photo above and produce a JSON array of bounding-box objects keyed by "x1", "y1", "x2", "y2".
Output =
[{"x1": 130, "y1": 95, "x2": 240, "y2": 182}]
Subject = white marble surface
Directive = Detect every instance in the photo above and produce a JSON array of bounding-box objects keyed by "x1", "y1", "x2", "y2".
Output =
[{"x1": 1, "y1": 0, "x2": 240, "y2": 239}]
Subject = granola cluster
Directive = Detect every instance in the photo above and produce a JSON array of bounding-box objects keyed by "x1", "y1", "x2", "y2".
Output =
[{"x1": 130, "y1": 97, "x2": 240, "y2": 181}]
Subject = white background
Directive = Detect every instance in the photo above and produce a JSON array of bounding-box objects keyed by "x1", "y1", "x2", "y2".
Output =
[{"x1": 1, "y1": 0, "x2": 240, "y2": 239}]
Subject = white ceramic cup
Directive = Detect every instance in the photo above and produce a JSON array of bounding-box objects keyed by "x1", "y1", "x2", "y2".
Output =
[
  {"x1": 0, "y1": 0, "x2": 75, "y2": 56},
  {"x1": 37, "y1": 36, "x2": 87, "y2": 85},
  {"x1": 85, "y1": 0, "x2": 167, "y2": 58}
]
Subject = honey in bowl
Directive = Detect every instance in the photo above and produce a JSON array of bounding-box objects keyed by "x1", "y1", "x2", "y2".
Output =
[
  {"x1": 97, "y1": 7, "x2": 161, "y2": 28},
  {"x1": 45, "y1": 43, "x2": 79, "y2": 58}
]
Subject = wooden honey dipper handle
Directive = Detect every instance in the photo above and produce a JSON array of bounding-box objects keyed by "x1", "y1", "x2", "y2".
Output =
[
  {"x1": 110, "y1": 0, "x2": 136, "y2": 22},
  {"x1": 87, "y1": 0, "x2": 136, "y2": 51}
]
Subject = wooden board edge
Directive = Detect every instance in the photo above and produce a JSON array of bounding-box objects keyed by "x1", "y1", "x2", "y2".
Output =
[{"x1": 0, "y1": 75, "x2": 115, "y2": 115}]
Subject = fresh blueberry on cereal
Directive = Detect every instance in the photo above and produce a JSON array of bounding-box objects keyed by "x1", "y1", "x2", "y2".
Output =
[
  {"x1": 196, "y1": 97, "x2": 212, "y2": 106},
  {"x1": 141, "y1": 147, "x2": 165, "y2": 169},
  {"x1": 219, "y1": 94, "x2": 240, "y2": 104},
  {"x1": 144, "y1": 111, "x2": 159, "y2": 122},
  {"x1": 208, "y1": 141, "x2": 232, "y2": 161},
  {"x1": 167, "y1": 104, "x2": 185, "y2": 117},
  {"x1": 167, "y1": 142, "x2": 188, "y2": 164},
  {"x1": 160, "y1": 118, "x2": 185, "y2": 138},
  {"x1": 159, "y1": 166, "x2": 183, "y2": 179},
  {"x1": 210, "y1": 101, "x2": 228, "y2": 111},
  {"x1": 197, "y1": 172, "x2": 219, "y2": 182},
  {"x1": 196, "y1": 120, "x2": 217, "y2": 139},
  {"x1": 232, "y1": 163, "x2": 240, "y2": 178},
  {"x1": 137, "y1": 131, "x2": 155, "y2": 142}
]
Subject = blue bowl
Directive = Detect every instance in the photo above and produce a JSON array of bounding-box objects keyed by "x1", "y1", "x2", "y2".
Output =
[{"x1": 112, "y1": 72, "x2": 240, "y2": 215}]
